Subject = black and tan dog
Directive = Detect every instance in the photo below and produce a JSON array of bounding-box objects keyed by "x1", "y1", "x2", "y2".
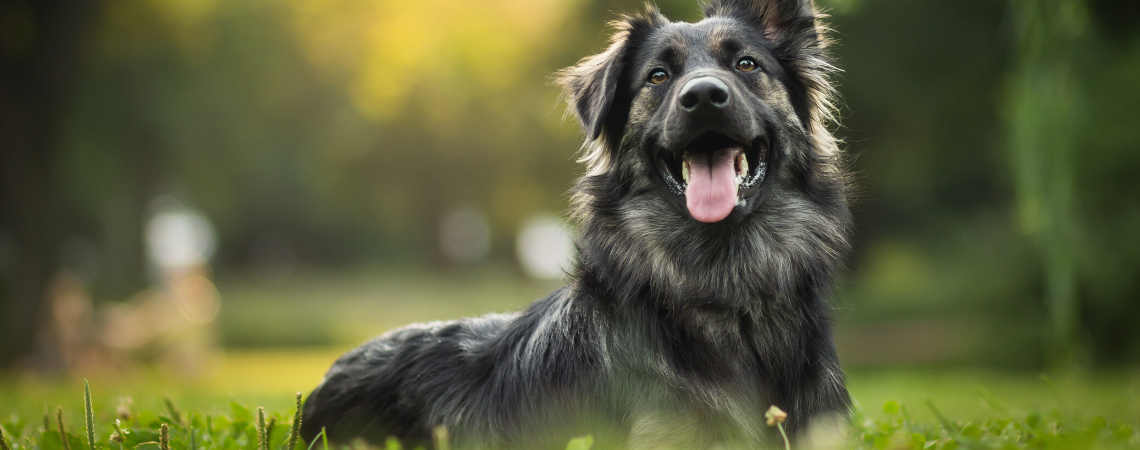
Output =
[{"x1": 302, "y1": 0, "x2": 852, "y2": 448}]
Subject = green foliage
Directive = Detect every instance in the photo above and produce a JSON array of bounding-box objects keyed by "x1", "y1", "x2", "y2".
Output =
[
  {"x1": 163, "y1": 399, "x2": 182, "y2": 429},
  {"x1": 2, "y1": 382, "x2": 1136, "y2": 450},
  {"x1": 854, "y1": 399, "x2": 1139, "y2": 450}
]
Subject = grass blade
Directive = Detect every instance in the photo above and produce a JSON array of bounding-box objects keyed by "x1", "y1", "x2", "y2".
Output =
[
  {"x1": 163, "y1": 396, "x2": 183, "y2": 427},
  {"x1": 205, "y1": 416, "x2": 213, "y2": 446},
  {"x1": 285, "y1": 392, "x2": 302, "y2": 450},
  {"x1": 58, "y1": 407, "x2": 71, "y2": 450},
  {"x1": 266, "y1": 417, "x2": 277, "y2": 448},
  {"x1": 84, "y1": 380, "x2": 97, "y2": 450},
  {"x1": 304, "y1": 429, "x2": 325, "y2": 450},
  {"x1": 926, "y1": 400, "x2": 962, "y2": 436},
  {"x1": 0, "y1": 425, "x2": 12, "y2": 450},
  {"x1": 257, "y1": 407, "x2": 268, "y2": 450},
  {"x1": 159, "y1": 424, "x2": 169, "y2": 450}
]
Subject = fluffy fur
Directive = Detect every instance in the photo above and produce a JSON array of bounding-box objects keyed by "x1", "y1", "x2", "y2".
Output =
[{"x1": 301, "y1": 0, "x2": 852, "y2": 448}]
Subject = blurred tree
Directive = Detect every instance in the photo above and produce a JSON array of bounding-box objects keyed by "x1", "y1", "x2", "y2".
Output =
[
  {"x1": 0, "y1": 0, "x2": 103, "y2": 367},
  {"x1": 0, "y1": 0, "x2": 1137, "y2": 367},
  {"x1": 1007, "y1": 0, "x2": 1087, "y2": 367}
]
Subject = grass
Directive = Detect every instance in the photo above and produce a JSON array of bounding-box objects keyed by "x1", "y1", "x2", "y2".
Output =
[
  {"x1": 0, "y1": 364, "x2": 1137, "y2": 450},
  {"x1": 0, "y1": 269, "x2": 1136, "y2": 449}
]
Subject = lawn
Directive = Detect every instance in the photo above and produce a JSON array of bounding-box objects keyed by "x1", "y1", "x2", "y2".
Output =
[
  {"x1": 1, "y1": 362, "x2": 1137, "y2": 449},
  {"x1": 1, "y1": 268, "x2": 1137, "y2": 449}
]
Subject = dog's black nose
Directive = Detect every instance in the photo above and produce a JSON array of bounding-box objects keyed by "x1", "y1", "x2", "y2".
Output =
[{"x1": 679, "y1": 77, "x2": 730, "y2": 113}]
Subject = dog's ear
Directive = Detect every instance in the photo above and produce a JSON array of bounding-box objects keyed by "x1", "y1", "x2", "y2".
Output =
[
  {"x1": 557, "y1": 39, "x2": 626, "y2": 142},
  {"x1": 701, "y1": 0, "x2": 818, "y2": 41},
  {"x1": 557, "y1": 8, "x2": 667, "y2": 142}
]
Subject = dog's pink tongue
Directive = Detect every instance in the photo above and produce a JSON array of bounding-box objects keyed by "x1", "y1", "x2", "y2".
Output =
[{"x1": 685, "y1": 148, "x2": 740, "y2": 223}]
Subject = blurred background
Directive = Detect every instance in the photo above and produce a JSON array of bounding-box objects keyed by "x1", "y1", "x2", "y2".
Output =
[{"x1": 1, "y1": 0, "x2": 1139, "y2": 422}]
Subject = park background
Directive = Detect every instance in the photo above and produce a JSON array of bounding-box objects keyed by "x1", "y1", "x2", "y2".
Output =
[{"x1": 1, "y1": 0, "x2": 1139, "y2": 435}]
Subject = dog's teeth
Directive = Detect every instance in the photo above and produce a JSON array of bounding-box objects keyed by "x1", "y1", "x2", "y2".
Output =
[
  {"x1": 736, "y1": 151, "x2": 747, "y2": 185},
  {"x1": 682, "y1": 159, "x2": 690, "y2": 184}
]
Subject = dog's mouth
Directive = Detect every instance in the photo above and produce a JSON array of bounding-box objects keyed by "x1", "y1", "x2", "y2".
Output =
[{"x1": 657, "y1": 133, "x2": 769, "y2": 223}]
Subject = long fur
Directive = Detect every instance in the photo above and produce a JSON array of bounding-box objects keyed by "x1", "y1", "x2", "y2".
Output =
[{"x1": 301, "y1": 0, "x2": 852, "y2": 448}]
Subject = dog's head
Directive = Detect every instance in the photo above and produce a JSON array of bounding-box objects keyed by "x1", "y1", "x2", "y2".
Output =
[{"x1": 558, "y1": 0, "x2": 850, "y2": 305}]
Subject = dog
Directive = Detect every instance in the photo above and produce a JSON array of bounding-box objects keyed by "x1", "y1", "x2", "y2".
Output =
[{"x1": 301, "y1": 0, "x2": 852, "y2": 448}]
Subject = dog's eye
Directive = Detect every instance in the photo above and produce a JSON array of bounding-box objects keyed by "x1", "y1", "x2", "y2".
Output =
[
  {"x1": 736, "y1": 57, "x2": 758, "y2": 72},
  {"x1": 647, "y1": 69, "x2": 669, "y2": 85}
]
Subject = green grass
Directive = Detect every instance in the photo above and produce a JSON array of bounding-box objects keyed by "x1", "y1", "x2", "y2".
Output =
[
  {"x1": 0, "y1": 365, "x2": 1137, "y2": 450},
  {"x1": 2, "y1": 270, "x2": 1135, "y2": 449}
]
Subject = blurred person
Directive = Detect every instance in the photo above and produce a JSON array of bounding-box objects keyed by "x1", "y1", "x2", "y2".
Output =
[
  {"x1": 33, "y1": 270, "x2": 106, "y2": 372},
  {"x1": 100, "y1": 265, "x2": 220, "y2": 378},
  {"x1": 98, "y1": 199, "x2": 221, "y2": 378}
]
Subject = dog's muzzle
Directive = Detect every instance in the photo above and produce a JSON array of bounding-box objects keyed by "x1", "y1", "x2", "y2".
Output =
[{"x1": 657, "y1": 74, "x2": 769, "y2": 223}]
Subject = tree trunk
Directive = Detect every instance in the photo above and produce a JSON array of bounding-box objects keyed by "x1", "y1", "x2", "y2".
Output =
[{"x1": 0, "y1": 0, "x2": 101, "y2": 367}]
